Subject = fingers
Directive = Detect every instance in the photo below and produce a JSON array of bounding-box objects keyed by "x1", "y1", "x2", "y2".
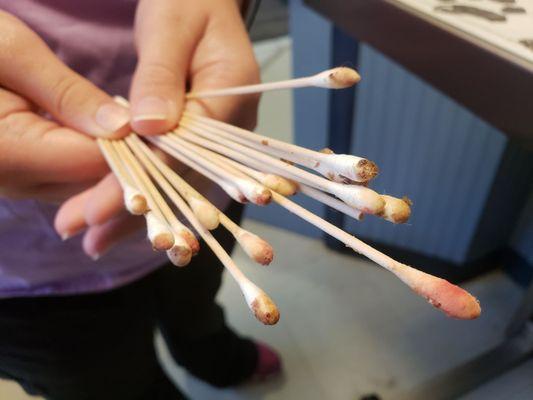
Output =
[
  {"x1": 58, "y1": 188, "x2": 145, "y2": 259},
  {"x1": 130, "y1": 0, "x2": 206, "y2": 135},
  {"x1": 84, "y1": 173, "x2": 125, "y2": 226},
  {"x1": 54, "y1": 188, "x2": 94, "y2": 239},
  {"x1": 0, "y1": 89, "x2": 107, "y2": 187},
  {"x1": 185, "y1": 1, "x2": 260, "y2": 129},
  {"x1": 55, "y1": 173, "x2": 126, "y2": 238},
  {"x1": 82, "y1": 213, "x2": 146, "y2": 259},
  {"x1": 0, "y1": 11, "x2": 129, "y2": 138}
]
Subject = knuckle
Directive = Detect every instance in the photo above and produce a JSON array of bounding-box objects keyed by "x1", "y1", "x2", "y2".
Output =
[
  {"x1": 135, "y1": 60, "x2": 179, "y2": 91},
  {"x1": 50, "y1": 75, "x2": 86, "y2": 117}
]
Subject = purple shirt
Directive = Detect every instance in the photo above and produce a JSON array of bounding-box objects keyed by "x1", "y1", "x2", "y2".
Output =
[{"x1": 0, "y1": 0, "x2": 171, "y2": 298}]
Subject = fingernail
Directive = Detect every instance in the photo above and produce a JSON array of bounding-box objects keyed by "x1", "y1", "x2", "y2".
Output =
[
  {"x1": 132, "y1": 96, "x2": 169, "y2": 122},
  {"x1": 95, "y1": 103, "x2": 130, "y2": 136},
  {"x1": 90, "y1": 253, "x2": 101, "y2": 262},
  {"x1": 61, "y1": 232, "x2": 71, "y2": 241}
]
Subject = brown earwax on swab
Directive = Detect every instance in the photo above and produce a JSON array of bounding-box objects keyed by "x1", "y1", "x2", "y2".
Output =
[
  {"x1": 186, "y1": 67, "x2": 361, "y2": 99},
  {"x1": 131, "y1": 136, "x2": 274, "y2": 266},
  {"x1": 182, "y1": 113, "x2": 378, "y2": 183},
  {"x1": 128, "y1": 135, "x2": 279, "y2": 324},
  {"x1": 97, "y1": 139, "x2": 148, "y2": 215},
  {"x1": 380, "y1": 195, "x2": 412, "y2": 224}
]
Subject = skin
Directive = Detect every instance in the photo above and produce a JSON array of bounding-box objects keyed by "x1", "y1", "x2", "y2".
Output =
[{"x1": 0, "y1": 0, "x2": 260, "y2": 258}]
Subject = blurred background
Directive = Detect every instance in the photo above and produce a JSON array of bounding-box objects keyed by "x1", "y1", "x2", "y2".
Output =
[{"x1": 2, "y1": 0, "x2": 531, "y2": 399}]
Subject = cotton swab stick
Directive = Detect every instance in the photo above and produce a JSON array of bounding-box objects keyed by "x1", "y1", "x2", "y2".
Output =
[
  {"x1": 128, "y1": 135, "x2": 220, "y2": 231},
  {"x1": 97, "y1": 139, "x2": 148, "y2": 215},
  {"x1": 130, "y1": 135, "x2": 274, "y2": 266},
  {"x1": 167, "y1": 133, "x2": 272, "y2": 205},
  {"x1": 110, "y1": 140, "x2": 175, "y2": 251},
  {"x1": 176, "y1": 125, "x2": 386, "y2": 215},
  {"x1": 186, "y1": 67, "x2": 361, "y2": 99},
  {"x1": 270, "y1": 191, "x2": 480, "y2": 320},
  {"x1": 147, "y1": 137, "x2": 247, "y2": 204},
  {"x1": 129, "y1": 136, "x2": 280, "y2": 325},
  {"x1": 182, "y1": 113, "x2": 378, "y2": 183},
  {"x1": 119, "y1": 138, "x2": 199, "y2": 255},
  {"x1": 189, "y1": 148, "x2": 299, "y2": 197}
]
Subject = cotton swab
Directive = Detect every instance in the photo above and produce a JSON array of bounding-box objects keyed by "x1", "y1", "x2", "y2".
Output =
[
  {"x1": 186, "y1": 67, "x2": 361, "y2": 99},
  {"x1": 218, "y1": 213, "x2": 274, "y2": 266},
  {"x1": 198, "y1": 151, "x2": 364, "y2": 222},
  {"x1": 182, "y1": 113, "x2": 378, "y2": 183},
  {"x1": 128, "y1": 135, "x2": 280, "y2": 324},
  {"x1": 130, "y1": 135, "x2": 274, "y2": 266},
  {"x1": 270, "y1": 191, "x2": 480, "y2": 320},
  {"x1": 110, "y1": 140, "x2": 175, "y2": 251},
  {"x1": 181, "y1": 116, "x2": 411, "y2": 223},
  {"x1": 206, "y1": 152, "x2": 299, "y2": 197},
  {"x1": 120, "y1": 138, "x2": 199, "y2": 255},
  {"x1": 97, "y1": 139, "x2": 148, "y2": 215},
  {"x1": 128, "y1": 136, "x2": 220, "y2": 231}
]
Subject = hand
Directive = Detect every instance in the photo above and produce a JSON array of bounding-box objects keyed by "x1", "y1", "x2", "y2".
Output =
[
  {"x1": 55, "y1": 0, "x2": 260, "y2": 258},
  {"x1": 0, "y1": 11, "x2": 131, "y2": 201}
]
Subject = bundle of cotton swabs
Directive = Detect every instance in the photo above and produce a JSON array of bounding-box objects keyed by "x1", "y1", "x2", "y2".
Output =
[{"x1": 96, "y1": 67, "x2": 481, "y2": 325}]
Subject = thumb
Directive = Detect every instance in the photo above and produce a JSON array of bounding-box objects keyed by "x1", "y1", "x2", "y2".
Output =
[
  {"x1": 0, "y1": 11, "x2": 130, "y2": 138},
  {"x1": 129, "y1": 0, "x2": 206, "y2": 135}
]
